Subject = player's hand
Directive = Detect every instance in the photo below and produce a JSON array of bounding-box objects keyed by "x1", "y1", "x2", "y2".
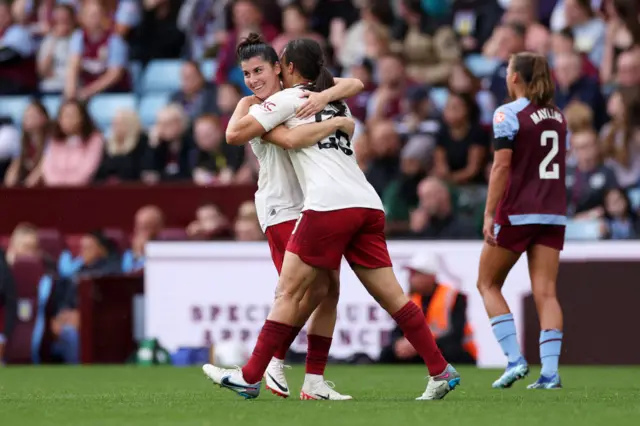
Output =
[
  {"x1": 296, "y1": 90, "x2": 330, "y2": 119},
  {"x1": 483, "y1": 213, "x2": 497, "y2": 246},
  {"x1": 336, "y1": 117, "x2": 356, "y2": 137}
]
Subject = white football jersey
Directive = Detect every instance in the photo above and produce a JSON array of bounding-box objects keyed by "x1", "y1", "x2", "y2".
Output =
[
  {"x1": 248, "y1": 104, "x2": 304, "y2": 231},
  {"x1": 249, "y1": 87, "x2": 383, "y2": 213}
]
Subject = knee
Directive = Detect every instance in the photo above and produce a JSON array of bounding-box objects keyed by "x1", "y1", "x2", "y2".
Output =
[
  {"x1": 477, "y1": 279, "x2": 493, "y2": 296},
  {"x1": 533, "y1": 284, "x2": 557, "y2": 305},
  {"x1": 274, "y1": 281, "x2": 306, "y2": 304}
]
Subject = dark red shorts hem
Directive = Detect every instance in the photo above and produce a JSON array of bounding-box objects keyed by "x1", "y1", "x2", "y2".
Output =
[
  {"x1": 495, "y1": 224, "x2": 565, "y2": 254},
  {"x1": 265, "y1": 220, "x2": 296, "y2": 274}
]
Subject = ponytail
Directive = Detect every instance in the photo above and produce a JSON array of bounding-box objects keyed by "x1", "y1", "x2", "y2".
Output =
[{"x1": 512, "y1": 52, "x2": 555, "y2": 107}]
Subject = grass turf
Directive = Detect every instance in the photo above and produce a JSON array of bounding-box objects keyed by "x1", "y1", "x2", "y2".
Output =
[{"x1": 1, "y1": 365, "x2": 639, "y2": 426}]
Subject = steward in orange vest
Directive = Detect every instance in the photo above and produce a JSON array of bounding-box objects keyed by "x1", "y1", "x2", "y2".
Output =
[{"x1": 379, "y1": 253, "x2": 477, "y2": 364}]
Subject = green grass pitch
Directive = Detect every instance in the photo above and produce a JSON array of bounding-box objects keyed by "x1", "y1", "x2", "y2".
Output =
[{"x1": 1, "y1": 365, "x2": 639, "y2": 426}]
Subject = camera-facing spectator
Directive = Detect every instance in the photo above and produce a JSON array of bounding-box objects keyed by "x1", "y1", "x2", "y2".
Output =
[
  {"x1": 408, "y1": 176, "x2": 477, "y2": 239},
  {"x1": 367, "y1": 53, "x2": 408, "y2": 123},
  {"x1": 192, "y1": 115, "x2": 244, "y2": 185},
  {"x1": 550, "y1": 28, "x2": 599, "y2": 80},
  {"x1": 502, "y1": 0, "x2": 551, "y2": 55},
  {"x1": 64, "y1": 0, "x2": 130, "y2": 101},
  {"x1": 233, "y1": 201, "x2": 264, "y2": 241},
  {"x1": 566, "y1": 129, "x2": 619, "y2": 218},
  {"x1": 216, "y1": 82, "x2": 243, "y2": 130},
  {"x1": 170, "y1": 61, "x2": 219, "y2": 123},
  {"x1": 616, "y1": 48, "x2": 640, "y2": 88},
  {"x1": 41, "y1": 100, "x2": 104, "y2": 187},
  {"x1": 0, "y1": 0, "x2": 37, "y2": 95},
  {"x1": 136, "y1": 0, "x2": 184, "y2": 64},
  {"x1": 554, "y1": 50, "x2": 606, "y2": 129},
  {"x1": 600, "y1": 0, "x2": 640, "y2": 84},
  {"x1": 134, "y1": 204, "x2": 165, "y2": 240},
  {"x1": 391, "y1": 0, "x2": 460, "y2": 86},
  {"x1": 364, "y1": 120, "x2": 401, "y2": 196},
  {"x1": 95, "y1": 109, "x2": 149, "y2": 183},
  {"x1": 272, "y1": 2, "x2": 324, "y2": 55},
  {"x1": 5, "y1": 223, "x2": 40, "y2": 266},
  {"x1": 186, "y1": 203, "x2": 231, "y2": 240},
  {"x1": 600, "y1": 88, "x2": 640, "y2": 188},
  {"x1": 37, "y1": 4, "x2": 75, "y2": 94},
  {"x1": 4, "y1": 101, "x2": 50, "y2": 187},
  {"x1": 141, "y1": 104, "x2": 192, "y2": 183},
  {"x1": 602, "y1": 187, "x2": 640, "y2": 239},
  {"x1": 432, "y1": 92, "x2": 489, "y2": 185}
]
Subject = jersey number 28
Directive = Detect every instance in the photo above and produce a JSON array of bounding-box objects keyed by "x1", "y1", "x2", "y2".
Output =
[{"x1": 539, "y1": 130, "x2": 559, "y2": 180}]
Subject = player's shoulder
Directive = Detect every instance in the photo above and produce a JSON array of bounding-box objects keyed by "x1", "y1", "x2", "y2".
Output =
[{"x1": 495, "y1": 98, "x2": 531, "y2": 120}]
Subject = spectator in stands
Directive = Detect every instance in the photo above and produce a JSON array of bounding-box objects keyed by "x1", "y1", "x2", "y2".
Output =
[
  {"x1": 0, "y1": 0, "x2": 37, "y2": 94},
  {"x1": 4, "y1": 223, "x2": 39, "y2": 266},
  {"x1": 186, "y1": 203, "x2": 231, "y2": 240},
  {"x1": 95, "y1": 109, "x2": 149, "y2": 183},
  {"x1": 37, "y1": 4, "x2": 75, "y2": 94},
  {"x1": 64, "y1": 0, "x2": 130, "y2": 101},
  {"x1": 135, "y1": 0, "x2": 185, "y2": 64},
  {"x1": 550, "y1": 28, "x2": 600, "y2": 81},
  {"x1": 487, "y1": 23, "x2": 526, "y2": 105},
  {"x1": 600, "y1": 0, "x2": 640, "y2": 84},
  {"x1": 408, "y1": 177, "x2": 477, "y2": 239},
  {"x1": 379, "y1": 251, "x2": 476, "y2": 364},
  {"x1": 560, "y1": 0, "x2": 606, "y2": 65},
  {"x1": 364, "y1": 120, "x2": 401, "y2": 197},
  {"x1": 303, "y1": 0, "x2": 359, "y2": 41},
  {"x1": 215, "y1": 0, "x2": 278, "y2": 87},
  {"x1": 0, "y1": 242, "x2": 17, "y2": 362},
  {"x1": 192, "y1": 115, "x2": 244, "y2": 185},
  {"x1": 141, "y1": 104, "x2": 192, "y2": 183},
  {"x1": 114, "y1": 0, "x2": 142, "y2": 38},
  {"x1": 367, "y1": 53, "x2": 408, "y2": 123},
  {"x1": 170, "y1": 61, "x2": 218, "y2": 123},
  {"x1": 272, "y1": 2, "x2": 324, "y2": 55},
  {"x1": 345, "y1": 58, "x2": 376, "y2": 123},
  {"x1": 216, "y1": 83, "x2": 243, "y2": 130},
  {"x1": 564, "y1": 101, "x2": 595, "y2": 165},
  {"x1": 233, "y1": 201, "x2": 264, "y2": 241},
  {"x1": 432, "y1": 91, "x2": 489, "y2": 185},
  {"x1": 77, "y1": 231, "x2": 122, "y2": 278},
  {"x1": 362, "y1": 21, "x2": 391, "y2": 62},
  {"x1": 383, "y1": 136, "x2": 431, "y2": 235},
  {"x1": 616, "y1": 48, "x2": 640, "y2": 88},
  {"x1": 448, "y1": 63, "x2": 481, "y2": 96},
  {"x1": 134, "y1": 205, "x2": 165, "y2": 240},
  {"x1": 391, "y1": 0, "x2": 461, "y2": 86},
  {"x1": 451, "y1": 0, "x2": 504, "y2": 54},
  {"x1": 41, "y1": 100, "x2": 103, "y2": 187},
  {"x1": 601, "y1": 88, "x2": 640, "y2": 188},
  {"x1": 566, "y1": 129, "x2": 619, "y2": 218},
  {"x1": 0, "y1": 119, "x2": 19, "y2": 182},
  {"x1": 4, "y1": 101, "x2": 50, "y2": 187},
  {"x1": 395, "y1": 86, "x2": 439, "y2": 139},
  {"x1": 335, "y1": 0, "x2": 394, "y2": 70},
  {"x1": 554, "y1": 50, "x2": 606, "y2": 129},
  {"x1": 20, "y1": 0, "x2": 56, "y2": 38},
  {"x1": 501, "y1": 0, "x2": 551, "y2": 54},
  {"x1": 178, "y1": 0, "x2": 229, "y2": 60},
  {"x1": 602, "y1": 187, "x2": 640, "y2": 239}
]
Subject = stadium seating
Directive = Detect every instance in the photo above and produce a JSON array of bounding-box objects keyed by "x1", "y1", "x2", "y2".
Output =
[
  {"x1": 0, "y1": 96, "x2": 31, "y2": 127},
  {"x1": 140, "y1": 60, "x2": 183, "y2": 93},
  {"x1": 37, "y1": 229, "x2": 65, "y2": 260},
  {"x1": 465, "y1": 54, "x2": 501, "y2": 78},
  {"x1": 41, "y1": 95, "x2": 62, "y2": 119},
  {"x1": 429, "y1": 88, "x2": 448, "y2": 111},
  {"x1": 138, "y1": 93, "x2": 171, "y2": 128},
  {"x1": 201, "y1": 60, "x2": 218, "y2": 81},
  {"x1": 88, "y1": 94, "x2": 137, "y2": 131}
]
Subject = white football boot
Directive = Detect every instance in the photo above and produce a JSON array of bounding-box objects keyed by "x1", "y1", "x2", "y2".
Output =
[
  {"x1": 300, "y1": 375, "x2": 353, "y2": 401},
  {"x1": 416, "y1": 364, "x2": 461, "y2": 400},
  {"x1": 202, "y1": 364, "x2": 261, "y2": 399},
  {"x1": 264, "y1": 358, "x2": 291, "y2": 398}
]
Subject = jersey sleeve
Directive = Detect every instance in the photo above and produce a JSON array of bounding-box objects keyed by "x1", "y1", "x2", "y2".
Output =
[
  {"x1": 248, "y1": 90, "x2": 298, "y2": 133},
  {"x1": 492, "y1": 105, "x2": 520, "y2": 150}
]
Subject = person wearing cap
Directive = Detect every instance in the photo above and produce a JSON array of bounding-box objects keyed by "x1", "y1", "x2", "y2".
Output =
[{"x1": 379, "y1": 252, "x2": 477, "y2": 364}]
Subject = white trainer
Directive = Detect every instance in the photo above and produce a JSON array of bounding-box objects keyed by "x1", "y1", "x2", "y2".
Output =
[
  {"x1": 202, "y1": 364, "x2": 261, "y2": 399},
  {"x1": 300, "y1": 375, "x2": 352, "y2": 401},
  {"x1": 264, "y1": 358, "x2": 291, "y2": 398},
  {"x1": 416, "y1": 364, "x2": 461, "y2": 401}
]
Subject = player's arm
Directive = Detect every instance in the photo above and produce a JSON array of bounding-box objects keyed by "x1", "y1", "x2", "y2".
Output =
[
  {"x1": 485, "y1": 107, "x2": 517, "y2": 219},
  {"x1": 226, "y1": 92, "x2": 297, "y2": 145},
  {"x1": 296, "y1": 77, "x2": 364, "y2": 118},
  {"x1": 263, "y1": 117, "x2": 356, "y2": 150}
]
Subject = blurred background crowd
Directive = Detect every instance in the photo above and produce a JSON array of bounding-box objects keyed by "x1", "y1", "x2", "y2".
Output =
[{"x1": 0, "y1": 0, "x2": 639, "y2": 247}]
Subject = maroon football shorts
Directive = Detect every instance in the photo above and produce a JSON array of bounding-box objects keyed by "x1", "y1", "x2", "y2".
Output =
[
  {"x1": 495, "y1": 224, "x2": 565, "y2": 254},
  {"x1": 264, "y1": 219, "x2": 296, "y2": 274},
  {"x1": 286, "y1": 208, "x2": 393, "y2": 270}
]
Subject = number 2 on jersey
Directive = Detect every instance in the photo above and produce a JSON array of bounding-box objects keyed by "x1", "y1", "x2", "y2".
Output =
[{"x1": 539, "y1": 130, "x2": 559, "y2": 180}]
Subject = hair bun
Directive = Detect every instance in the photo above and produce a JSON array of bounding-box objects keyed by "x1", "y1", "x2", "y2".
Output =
[{"x1": 244, "y1": 32, "x2": 265, "y2": 46}]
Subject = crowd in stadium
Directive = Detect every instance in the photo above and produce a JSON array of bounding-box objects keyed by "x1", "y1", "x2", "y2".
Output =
[{"x1": 0, "y1": 0, "x2": 639, "y2": 245}]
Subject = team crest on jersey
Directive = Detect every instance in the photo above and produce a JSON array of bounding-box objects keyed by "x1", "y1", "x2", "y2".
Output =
[
  {"x1": 494, "y1": 111, "x2": 506, "y2": 123},
  {"x1": 261, "y1": 101, "x2": 276, "y2": 112}
]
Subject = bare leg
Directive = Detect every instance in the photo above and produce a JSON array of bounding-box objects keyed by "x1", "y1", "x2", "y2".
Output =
[
  {"x1": 307, "y1": 270, "x2": 340, "y2": 338},
  {"x1": 527, "y1": 244, "x2": 563, "y2": 330},
  {"x1": 268, "y1": 251, "x2": 318, "y2": 325},
  {"x1": 476, "y1": 243, "x2": 521, "y2": 318}
]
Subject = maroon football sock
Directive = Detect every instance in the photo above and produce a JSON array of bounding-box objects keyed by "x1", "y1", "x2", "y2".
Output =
[
  {"x1": 392, "y1": 301, "x2": 448, "y2": 376},
  {"x1": 242, "y1": 320, "x2": 295, "y2": 383},
  {"x1": 273, "y1": 326, "x2": 302, "y2": 361},
  {"x1": 305, "y1": 335, "x2": 332, "y2": 375}
]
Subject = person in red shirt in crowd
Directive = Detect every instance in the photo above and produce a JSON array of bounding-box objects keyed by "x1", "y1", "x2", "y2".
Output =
[{"x1": 551, "y1": 27, "x2": 599, "y2": 81}]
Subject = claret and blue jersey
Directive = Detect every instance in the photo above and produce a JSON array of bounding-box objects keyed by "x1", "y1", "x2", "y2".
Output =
[{"x1": 492, "y1": 98, "x2": 568, "y2": 227}]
